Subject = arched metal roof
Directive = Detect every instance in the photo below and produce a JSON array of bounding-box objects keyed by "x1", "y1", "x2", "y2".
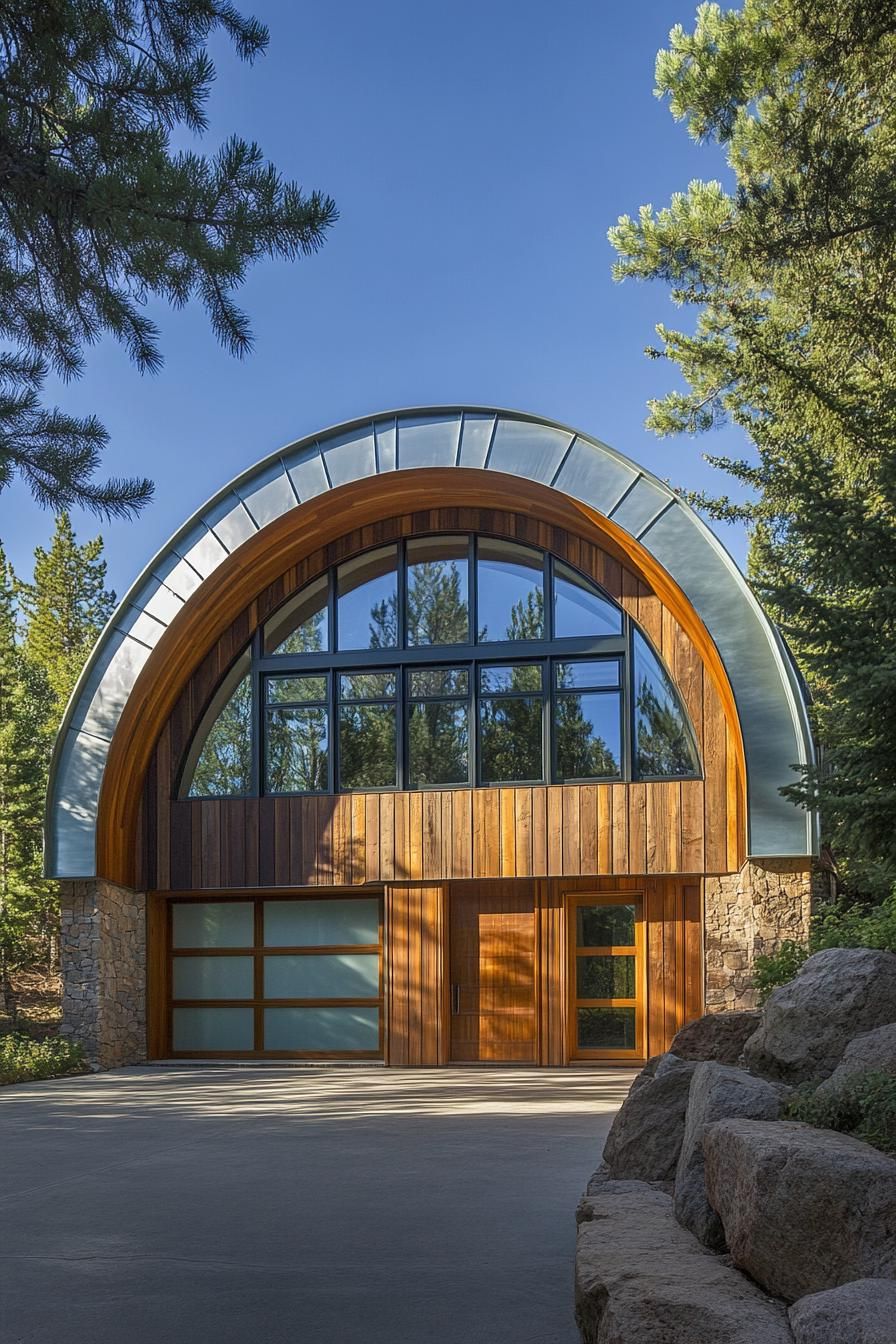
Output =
[{"x1": 45, "y1": 406, "x2": 817, "y2": 877}]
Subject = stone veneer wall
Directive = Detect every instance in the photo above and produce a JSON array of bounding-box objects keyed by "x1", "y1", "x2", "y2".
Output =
[
  {"x1": 59, "y1": 879, "x2": 146, "y2": 1068},
  {"x1": 704, "y1": 859, "x2": 825, "y2": 1012}
]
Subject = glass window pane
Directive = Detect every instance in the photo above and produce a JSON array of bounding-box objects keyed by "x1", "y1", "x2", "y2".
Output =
[
  {"x1": 337, "y1": 546, "x2": 398, "y2": 650},
  {"x1": 172, "y1": 902, "x2": 254, "y2": 948},
  {"x1": 553, "y1": 561, "x2": 622, "y2": 638},
  {"x1": 264, "y1": 953, "x2": 380, "y2": 998},
  {"x1": 266, "y1": 707, "x2": 328, "y2": 793},
  {"x1": 187, "y1": 671, "x2": 252, "y2": 798},
  {"x1": 479, "y1": 663, "x2": 543, "y2": 693},
  {"x1": 406, "y1": 536, "x2": 470, "y2": 646},
  {"x1": 476, "y1": 538, "x2": 545, "y2": 642},
  {"x1": 339, "y1": 671, "x2": 396, "y2": 700},
  {"x1": 576, "y1": 904, "x2": 636, "y2": 948},
  {"x1": 266, "y1": 675, "x2": 327, "y2": 704},
  {"x1": 555, "y1": 691, "x2": 621, "y2": 779},
  {"x1": 633, "y1": 630, "x2": 701, "y2": 777},
  {"x1": 576, "y1": 955, "x2": 636, "y2": 1000},
  {"x1": 408, "y1": 667, "x2": 469, "y2": 698},
  {"x1": 172, "y1": 956, "x2": 254, "y2": 1000},
  {"x1": 338, "y1": 703, "x2": 397, "y2": 788},
  {"x1": 408, "y1": 702, "x2": 469, "y2": 786},
  {"x1": 555, "y1": 659, "x2": 620, "y2": 689},
  {"x1": 173, "y1": 1006, "x2": 254, "y2": 1052},
  {"x1": 264, "y1": 575, "x2": 329, "y2": 655},
  {"x1": 577, "y1": 1007, "x2": 636, "y2": 1051},
  {"x1": 264, "y1": 1006, "x2": 380, "y2": 1052},
  {"x1": 479, "y1": 696, "x2": 543, "y2": 782},
  {"x1": 264, "y1": 898, "x2": 379, "y2": 947}
]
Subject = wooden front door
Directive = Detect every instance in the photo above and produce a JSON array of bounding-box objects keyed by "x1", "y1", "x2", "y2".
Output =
[{"x1": 449, "y1": 882, "x2": 536, "y2": 1062}]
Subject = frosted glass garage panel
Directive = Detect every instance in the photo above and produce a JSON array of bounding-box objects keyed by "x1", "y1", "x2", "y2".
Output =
[
  {"x1": 263, "y1": 899, "x2": 379, "y2": 947},
  {"x1": 172, "y1": 902, "x2": 254, "y2": 948},
  {"x1": 172, "y1": 1007, "x2": 254, "y2": 1051},
  {"x1": 264, "y1": 1006, "x2": 380, "y2": 1051},
  {"x1": 172, "y1": 956, "x2": 254, "y2": 1000},
  {"x1": 264, "y1": 953, "x2": 380, "y2": 999}
]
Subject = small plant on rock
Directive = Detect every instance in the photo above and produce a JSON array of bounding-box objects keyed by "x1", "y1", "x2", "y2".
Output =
[
  {"x1": 786, "y1": 1070, "x2": 896, "y2": 1156},
  {"x1": 753, "y1": 892, "x2": 896, "y2": 1003}
]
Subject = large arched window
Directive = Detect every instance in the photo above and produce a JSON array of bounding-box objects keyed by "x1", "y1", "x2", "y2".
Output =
[{"x1": 183, "y1": 535, "x2": 700, "y2": 798}]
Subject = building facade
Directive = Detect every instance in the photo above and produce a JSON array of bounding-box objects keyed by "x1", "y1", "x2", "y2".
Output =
[{"x1": 46, "y1": 408, "x2": 818, "y2": 1068}]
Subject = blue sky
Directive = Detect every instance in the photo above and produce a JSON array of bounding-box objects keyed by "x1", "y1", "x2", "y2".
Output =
[{"x1": 1, "y1": 0, "x2": 749, "y2": 595}]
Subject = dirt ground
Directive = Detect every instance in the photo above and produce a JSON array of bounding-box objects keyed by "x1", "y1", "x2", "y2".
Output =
[{"x1": 0, "y1": 967, "x2": 61, "y2": 1037}]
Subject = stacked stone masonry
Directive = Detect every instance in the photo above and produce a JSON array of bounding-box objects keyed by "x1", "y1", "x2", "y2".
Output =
[
  {"x1": 60, "y1": 879, "x2": 146, "y2": 1068},
  {"x1": 704, "y1": 860, "x2": 820, "y2": 1012}
]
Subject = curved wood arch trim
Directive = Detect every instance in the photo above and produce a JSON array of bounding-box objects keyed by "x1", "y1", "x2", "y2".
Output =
[{"x1": 97, "y1": 468, "x2": 747, "y2": 885}]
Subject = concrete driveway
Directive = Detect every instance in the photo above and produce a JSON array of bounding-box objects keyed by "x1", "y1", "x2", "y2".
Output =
[{"x1": 0, "y1": 1065, "x2": 635, "y2": 1344}]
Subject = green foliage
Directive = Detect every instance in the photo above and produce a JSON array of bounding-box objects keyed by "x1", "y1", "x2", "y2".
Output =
[
  {"x1": 0, "y1": 547, "x2": 56, "y2": 1010},
  {"x1": 753, "y1": 939, "x2": 809, "y2": 1003},
  {"x1": 752, "y1": 892, "x2": 896, "y2": 1000},
  {"x1": 608, "y1": 0, "x2": 896, "y2": 894},
  {"x1": 0, "y1": 1031, "x2": 86, "y2": 1085},
  {"x1": 0, "y1": 0, "x2": 336, "y2": 516},
  {"x1": 811, "y1": 892, "x2": 896, "y2": 953},
  {"x1": 786, "y1": 1070, "x2": 896, "y2": 1155},
  {"x1": 1, "y1": 515, "x2": 116, "y2": 1004},
  {"x1": 17, "y1": 513, "x2": 115, "y2": 724}
]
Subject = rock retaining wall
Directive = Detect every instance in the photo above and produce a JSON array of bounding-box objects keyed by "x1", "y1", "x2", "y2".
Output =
[
  {"x1": 59, "y1": 879, "x2": 146, "y2": 1068},
  {"x1": 704, "y1": 860, "x2": 819, "y2": 1011}
]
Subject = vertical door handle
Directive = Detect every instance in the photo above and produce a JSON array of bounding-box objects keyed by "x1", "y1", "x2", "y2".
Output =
[{"x1": 451, "y1": 983, "x2": 460, "y2": 1015}]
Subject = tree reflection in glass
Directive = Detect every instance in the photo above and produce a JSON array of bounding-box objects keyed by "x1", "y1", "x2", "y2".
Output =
[
  {"x1": 264, "y1": 574, "x2": 329, "y2": 655},
  {"x1": 336, "y1": 546, "x2": 398, "y2": 650},
  {"x1": 406, "y1": 536, "x2": 469, "y2": 646},
  {"x1": 554, "y1": 660, "x2": 621, "y2": 780},
  {"x1": 265, "y1": 675, "x2": 328, "y2": 793},
  {"x1": 477, "y1": 539, "x2": 545, "y2": 641},
  {"x1": 407, "y1": 667, "x2": 469, "y2": 786},
  {"x1": 338, "y1": 671, "x2": 397, "y2": 788},
  {"x1": 479, "y1": 663, "x2": 543, "y2": 782},
  {"x1": 189, "y1": 672, "x2": 253, "y2": 796},
  {"x1": 633, "y1": 630, "x2": 699, "y2": 777}
]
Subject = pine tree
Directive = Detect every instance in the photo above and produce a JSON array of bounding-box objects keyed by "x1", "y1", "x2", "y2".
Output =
[
  {"x1": 0, "y1": 1, "x2": 337, "y2": 516},
  {"x1": 18, "y1": 514, "x2": 116, "y2": 727},
  {"x1": 609, "y1": 0, "x2": 896, "y2": 894},
  {"x1": 0, "y1": 548, "x2": 55, "y2": 1020}
]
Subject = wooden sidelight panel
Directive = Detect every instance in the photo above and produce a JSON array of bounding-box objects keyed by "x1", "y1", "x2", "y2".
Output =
[
  {"x1": 448, "y1": 881, "x2": 537, "y2": 1063},
  {"x1": 385, "y1": 884, "x2": 448, "y2": 1066}
]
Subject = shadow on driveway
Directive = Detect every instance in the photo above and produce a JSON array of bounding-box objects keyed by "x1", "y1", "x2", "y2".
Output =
[{"x1": 1, "y1": 1065, "x2": 635, "y2": 1344}]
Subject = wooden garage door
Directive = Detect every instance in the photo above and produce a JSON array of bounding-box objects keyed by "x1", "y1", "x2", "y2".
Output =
[
  {"x1": 449, "y1": 882, "x2": 536, "y2": 1062},
  {"x1": 167, "y1": 894, "x2": 383, "y2": 1058}
]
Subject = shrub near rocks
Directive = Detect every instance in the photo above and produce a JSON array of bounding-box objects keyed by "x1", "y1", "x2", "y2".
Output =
[
  {"x1": 787, "y1": 1069, "x2": 896, "y2": 1156},
  {"x1": 743, "y1": 947, "x2": 896, "y2": 1085}
]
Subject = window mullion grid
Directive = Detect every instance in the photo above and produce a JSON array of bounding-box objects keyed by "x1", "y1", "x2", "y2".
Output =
[{"x1": 239, "y1": 533, "x2": 689, "y2": 799}]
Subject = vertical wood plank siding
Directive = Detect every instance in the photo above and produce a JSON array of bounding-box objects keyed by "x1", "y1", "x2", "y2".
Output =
[
  {"x1": 137, "y1": 508, "x2": 744, "y2": 892},
  {"x1": 378, "y1": 876, "x2": 703, "y2": 1066}
]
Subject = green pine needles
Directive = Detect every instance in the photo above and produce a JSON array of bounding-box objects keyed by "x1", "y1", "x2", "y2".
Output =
[
  {"x1": 0, "y1": 1, "x2": 337, "y2": 516},
  {"x1": 609, "y1": 0, "x2": 896, "y2": 895}
]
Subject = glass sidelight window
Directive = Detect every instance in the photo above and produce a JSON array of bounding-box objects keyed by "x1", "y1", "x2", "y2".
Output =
[
  {"x1": 569, "y1": 894, "x2": 643, "y2": 1059},
  {"x1": 169, "y1": 896, "x2": 383, "y2": 1057}
]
